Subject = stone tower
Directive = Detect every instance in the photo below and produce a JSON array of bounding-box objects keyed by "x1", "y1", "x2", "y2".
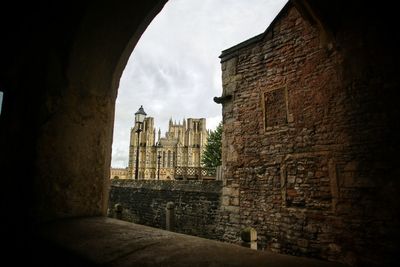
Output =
[{"x1": 128, "y1": 117, "x2": 157, "y2": 179}]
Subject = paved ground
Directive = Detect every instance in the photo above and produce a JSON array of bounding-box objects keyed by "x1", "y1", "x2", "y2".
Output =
[{"x1": 36, "y1": 217, "x2": 346, "y2": 267}]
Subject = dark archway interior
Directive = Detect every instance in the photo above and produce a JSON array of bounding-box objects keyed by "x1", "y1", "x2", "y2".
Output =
[
  {"x1": 0, "y1": 0, "x2": 399, "y2": 266},
  {"x1": 0, "y1": 0, "x2": 167, "y2": 262}
]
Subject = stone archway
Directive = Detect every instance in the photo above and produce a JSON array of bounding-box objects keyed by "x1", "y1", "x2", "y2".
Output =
[
  {"x1": 0, "y1": 0, "x2": 168, "y2": 224},
  {"x1": 38, "y1": 0, "x2": 169, "y2": 221}
]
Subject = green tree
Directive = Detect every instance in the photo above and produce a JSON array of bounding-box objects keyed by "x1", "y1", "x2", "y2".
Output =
[{"x1": 202, "y1": 122, "x2": 222, "y2": 168}]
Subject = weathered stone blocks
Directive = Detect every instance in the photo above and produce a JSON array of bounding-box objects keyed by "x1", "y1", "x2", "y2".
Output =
[
  {"x1": 108, "y1": 180, "x2": 223, "y2": 240},
  {"x1": 217, "y1": 2, "x2": 398, "y2": 266}
]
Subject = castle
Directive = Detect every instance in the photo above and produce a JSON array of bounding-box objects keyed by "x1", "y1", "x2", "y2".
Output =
[{"x1": 128, "y1": 117, "x2": 208, "y2": 179}]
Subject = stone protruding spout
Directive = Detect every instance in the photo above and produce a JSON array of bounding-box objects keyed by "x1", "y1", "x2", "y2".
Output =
[{"x1": 213, "y1": 94, "x2": 232, "y2": 104}]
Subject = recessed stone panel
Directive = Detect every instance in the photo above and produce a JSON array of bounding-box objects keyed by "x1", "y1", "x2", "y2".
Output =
[{"x1": 263, "y1": 87, "x2": 288, "y2": 128}]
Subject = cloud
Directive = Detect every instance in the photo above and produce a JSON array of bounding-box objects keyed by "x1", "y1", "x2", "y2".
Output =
[
  {"x1": 111, "y1": 0, "x2": 288, "y2": 168},
  {"x1": 207, "y1": 115, "x2": 223, "y2": 131}
]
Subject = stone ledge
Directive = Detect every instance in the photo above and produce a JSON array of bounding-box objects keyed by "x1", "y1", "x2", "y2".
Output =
[
  {"x1": 36, "y1": 217, "x2": 346, "y2": 267},
  {"x1": 111, "y1": 179, "x2": 222, "y2": 193}
]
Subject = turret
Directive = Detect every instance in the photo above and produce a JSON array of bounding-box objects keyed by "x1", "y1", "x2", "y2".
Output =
[
  {"x1": 187, "y1": 118, "x2": 193, "y2": 130},
  {"x1": 153, "y1": 128, "x2": 156, "y2": 145},
  {"x1": 178, "y1": 129, "x2": 182, "y2": 144},
  {"x1": 200, "y1": 118, "x2": 206, "y2": 131}
]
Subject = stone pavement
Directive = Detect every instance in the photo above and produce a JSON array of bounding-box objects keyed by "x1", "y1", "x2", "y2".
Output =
[{"x1": 36, "y1": 217, "x2": 346, "y2": 267}]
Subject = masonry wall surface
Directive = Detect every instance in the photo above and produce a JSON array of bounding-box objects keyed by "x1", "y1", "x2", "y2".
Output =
[
  {"x1": 108, "y1": 180, "x2": 223, "y2": 240},
  {"x1": 218, "y1": 3, "x2": 399, "y2": 267}
]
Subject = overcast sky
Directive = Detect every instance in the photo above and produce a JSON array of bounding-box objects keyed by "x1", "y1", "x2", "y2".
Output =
[{"x1": 111, "y1": 0, "x2": 288, "y2": 168}]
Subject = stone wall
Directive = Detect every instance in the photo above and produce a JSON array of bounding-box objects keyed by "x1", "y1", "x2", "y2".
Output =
[
  {"x1": 218, "y1": 2, "x2": 399, "y2": 267},
  {"x1": 108, "y1": 179, "x2": 223, "y2": 240}
]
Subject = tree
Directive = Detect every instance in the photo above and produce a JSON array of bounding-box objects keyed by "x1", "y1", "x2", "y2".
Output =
[{"x1": 202, "y1": 122, "x2": 222, "y2": 168}]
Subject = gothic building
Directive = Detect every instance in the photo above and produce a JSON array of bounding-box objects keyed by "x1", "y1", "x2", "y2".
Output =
[
  {"x1": 110, "y1": 167, "x2": 129, "y2": 179},
  {"x1": 128, "y1": 117, "x2": 208, "y2": 179}
]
